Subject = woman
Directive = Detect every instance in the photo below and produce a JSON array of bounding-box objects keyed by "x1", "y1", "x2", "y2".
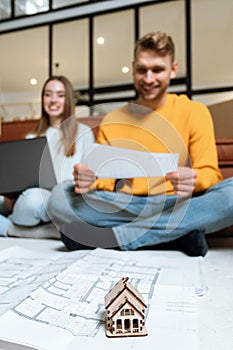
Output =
[{"x1": 0, "y1": 76, "x2": 94, "y2": 237}]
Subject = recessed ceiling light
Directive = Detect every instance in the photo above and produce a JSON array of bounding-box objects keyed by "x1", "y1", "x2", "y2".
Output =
[
  {"x1": 30, "y1": 78, "x2": 38, "y2": 86},
  {"x1": 121, "y1": 66, "x2": 129, "y2": 74},
  {"x1": 97, "y1": 37, "x2": 105, "y2": 45}
]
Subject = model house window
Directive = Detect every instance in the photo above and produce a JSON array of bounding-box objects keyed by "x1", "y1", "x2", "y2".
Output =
[
  {"x1": 124, "y1": 319, "x2": 130, "y2": 331},
  {"x1": 116, "y1": 319, "x2": 122, "y2": 330},
  {"x1": 133, "y1": 319, "x2": 139, "y2": 332},
  {"x1": 120, "y1": 308, "x2": 134, "y2": 316}
]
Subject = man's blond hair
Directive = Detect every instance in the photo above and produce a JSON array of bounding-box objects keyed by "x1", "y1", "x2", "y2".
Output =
[{"x1": 134, "y1": 32, "x2": 175, "y2": 62}]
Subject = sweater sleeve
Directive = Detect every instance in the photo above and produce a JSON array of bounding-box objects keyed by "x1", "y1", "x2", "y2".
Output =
[{"x1": 188, "y1": 102, "x2": 222, "y2": 192}]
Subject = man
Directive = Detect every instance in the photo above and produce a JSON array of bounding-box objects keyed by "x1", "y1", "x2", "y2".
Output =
[{"x1": 48, "y1": 32, "x2": 233, "y2": 256}]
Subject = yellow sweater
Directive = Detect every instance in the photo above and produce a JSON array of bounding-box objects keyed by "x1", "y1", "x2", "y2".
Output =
[{"x1": 93, "y1": 94, "x2": 222, "y2": 195}]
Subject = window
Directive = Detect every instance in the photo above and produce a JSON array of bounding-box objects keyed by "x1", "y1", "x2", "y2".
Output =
[
  {"x1": 53, "y1": 19, "x2": 89, "y2": 92},
  {"x1": 133, "y1": 319, "x2": 139, "y2": 332},
  {"x1": 120, "y1": 308, "x2": 134, "y2": 316},
  {"x1": 0, "y1": 26, "x2": 48, "y2": 121},
  {"x1": 140, "y1": 1, "x2": 186, "y2": 78},
  {"x1": 53, "y1": 0, "x2": 88, "y2": 9},
  {"x1": 0, "y1": 1, "x2": 11, "y2": 19},
  {"x1": 93, "y1": 9, "x2": 134, "y2": 89},
  {"x1": 124, "y1": 319, "x2": 130, "y2": 331},
  {"x1": 192, "y1": 0, "x2": 233, "y2": 90},
  {"x1": 116, "y1": 319, "x2": 122, "y2": 330},
  {"x1": 15, "y1": 0, "x2": 49, "y2": 17}
]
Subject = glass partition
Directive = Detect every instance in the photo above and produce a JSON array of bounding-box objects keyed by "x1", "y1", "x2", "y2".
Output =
[
  {"x1": 0, "y1": 27, "x2": 49, "y2": 121},
  {"x1": 0, "y1": 1, "x2": 11, "y2": 20},
  {"x1": 53, "y1": 0, "x2": 88, "y2": 9},
  {"x1": 53, "y1": 18, "x2": 89, "y2": 105},
  {"x1": 15, "y1": 0, "x2": 49, "y2": 17},
  {"x1": 140, "y1": 0, "x2": 186, "y2": 78},
  {"x1": 94, "y1": 10, "x2": 134, "y2": 88},
  {"x1": 192, "y1": 0, "x2": 233, "y2": 89}
]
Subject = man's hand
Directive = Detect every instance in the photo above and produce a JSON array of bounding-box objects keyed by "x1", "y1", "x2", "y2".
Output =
[
  {"x1": 166, "y1": 166, "x2": 197, "y2": 198},
  {"x1": 73, "y1": 164, "x2": 96, "y2": 194}
]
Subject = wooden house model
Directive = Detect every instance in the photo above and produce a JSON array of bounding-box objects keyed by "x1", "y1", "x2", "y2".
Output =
[{"x1": 104, "y1": 277, "x2": 148, "y2": 337}]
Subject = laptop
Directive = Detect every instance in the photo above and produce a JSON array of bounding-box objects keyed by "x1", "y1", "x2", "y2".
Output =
[{"x1": 0, "y1": 137, "x2": 57, "y2": 198}]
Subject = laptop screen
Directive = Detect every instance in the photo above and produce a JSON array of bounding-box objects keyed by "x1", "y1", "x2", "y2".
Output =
[{"x1": 0, "y1": 137, "x2": 57, "y2": 198}]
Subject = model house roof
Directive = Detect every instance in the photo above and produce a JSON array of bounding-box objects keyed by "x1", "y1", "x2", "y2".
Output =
[{"x1": 105, "y1": 277, "x2": 146, "y2": 309}]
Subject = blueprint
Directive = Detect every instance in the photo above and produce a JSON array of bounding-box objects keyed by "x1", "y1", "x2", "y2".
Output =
[
  {"x1": 0, "y1": 246, "x2": 87, "y2": 316},
  {"x1": 0, "y1": 247, "x2": 203, "y2": 350}
]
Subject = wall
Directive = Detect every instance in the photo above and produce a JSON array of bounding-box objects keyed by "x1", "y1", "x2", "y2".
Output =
[{"x1": 208, "y1": 99, "x2": 233, "y2": 138}]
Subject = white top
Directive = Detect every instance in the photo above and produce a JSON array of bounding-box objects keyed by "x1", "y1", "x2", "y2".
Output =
[{"x1": 27, "y1": 123, "x2": 95, "y2": 183}]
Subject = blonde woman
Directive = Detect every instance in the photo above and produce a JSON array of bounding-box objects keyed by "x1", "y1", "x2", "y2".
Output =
[{"x1": 0, "y1": 76, "x2": 94, "y2": 237}]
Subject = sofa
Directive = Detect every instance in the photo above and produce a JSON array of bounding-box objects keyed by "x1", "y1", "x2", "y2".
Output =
[
  {"x1": 215, "y1": 139, "x2": 233, "y2": 180},
  {"x1": 0, "y1": 115, "x2": 232, "y2": 238}
]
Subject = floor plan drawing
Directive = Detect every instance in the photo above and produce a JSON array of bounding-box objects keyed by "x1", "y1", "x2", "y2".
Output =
[
  {"x1": 12, "y1": 249, "x2": 160, "y2": 337},
  {"x1": 0, "y1": 247, "x2": 202, "y2": 350},
  {"x1": 0, "y1": 246, "x2": 86, "y2": 316}
]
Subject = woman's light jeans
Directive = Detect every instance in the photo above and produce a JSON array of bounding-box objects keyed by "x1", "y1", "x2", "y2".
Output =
[{"x1": 0, "y1": 188, "x2": 51, "y2": 236}]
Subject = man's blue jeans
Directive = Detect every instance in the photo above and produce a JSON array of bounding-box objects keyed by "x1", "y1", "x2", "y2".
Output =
[{"x1": 48, "y1": 178, "x2": 233, "y2": 250}]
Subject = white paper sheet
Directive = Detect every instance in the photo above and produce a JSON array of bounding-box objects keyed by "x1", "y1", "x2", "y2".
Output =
[{"x1": 83, "y1": 144, "x2": 179, "y2": 178}]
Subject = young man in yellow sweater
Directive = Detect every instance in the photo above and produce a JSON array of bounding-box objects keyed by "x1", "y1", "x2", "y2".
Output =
[{"x1": 48, "y1": 32, "x2": 233, "y2": 256}]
